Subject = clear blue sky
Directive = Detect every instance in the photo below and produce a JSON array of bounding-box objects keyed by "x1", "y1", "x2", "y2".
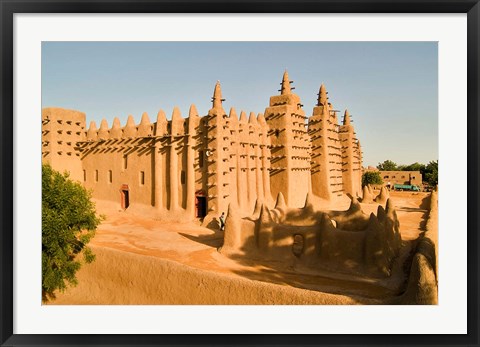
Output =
[{"x1": 42, "y1": 41, "x2": 438, "y2": 167}]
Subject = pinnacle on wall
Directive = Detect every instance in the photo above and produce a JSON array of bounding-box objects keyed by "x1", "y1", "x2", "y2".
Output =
[
  {"x1": 124, "y1": 115, "x2": 137, "y2": 138},
  {"x1": 88, "y1": 120, "x2": 97, "y2": 132},
  {"x1": 248, "y1": 112, "x2": 257, "y2": 125},
  {"x1": 280, "y1": 70, "x2": 292, "y2": 95},
  {"x1": 155, "y1": 110, "x2": 168, "y2": 136},
  {"x1": 318, "y1": 83, "x2": 328, "y2": 106},
  {"x1": 377, "y1": 205, "x2": 387, "y2": 223},
  {"x1": 229, "y1": 107, "x2": 238, "y2": 121},
  {"x1": 171, "y1": 107, "x2": 182, "y2": 121},
  {"x1": 257, "y1": 113, "x2": 267, "y2": 126},
  {"x1": 140, "y1": 112, "x2": 151, "y2": 125},
  {"x1": 212, "y1": 80, "x2": 225, "y2": 109},
  {"x1": 110, "y1": 117, "x2": 122, "y2": 138},
  {"x1": 125, "y1": 115, "x2": 136, "y2": 128},
  {"x1": 189, "y1": 104, "x2": 199, "y2": 119},
  {"x1": 239, "y1": 111, "x2": 248, "y2": 123},
  {"x1": 347, "y1": 195, "x2": 362, "y2": 213},
  {"x1": 112, "y1": 117, "x2": 121, "y2": 129},
  {"x1": 98, "y1": 119, "x2": 109, "y2": 140},
  {"x1": 137, "y1": 112, "x2": 152, "y2": 137},
  {"x1": 343, "y1": 109, "x2": 351, "y2": 126}
]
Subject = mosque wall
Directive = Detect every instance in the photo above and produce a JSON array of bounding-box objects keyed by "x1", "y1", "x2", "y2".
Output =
[{"x1": 41, "y1": 72, "x2": 363, "y2": 221}]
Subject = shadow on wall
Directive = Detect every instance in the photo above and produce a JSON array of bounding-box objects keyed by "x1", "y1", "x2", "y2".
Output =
[
  {"x1": 221, "y1": 193, "x2": 402, "y2": 276},
  {"x1": 225, "y1": 245, "x2": 397, "y2": 302},
  {"x1": 203, "y1": 194, "x2": 403, "y2": 301},
  {"x1": 180, "y1": 191, "x2": 438, "y2": 304}
]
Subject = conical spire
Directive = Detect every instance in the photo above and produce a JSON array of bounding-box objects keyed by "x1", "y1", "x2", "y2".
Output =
[
  {"x1": 189, "y1": 104, "x2": 199, "y2": 118},
  {"x1": 318, "y1": 83, "x2": 328, "y2": 106},
  {"x1": 368, "y1": 212, "x2": 381, "y2": 230},
  {"x1": 98, "y1": 118, "x2": 109, "y2": 140},
  {"x1": 87, "y1": 121, "x2": 97, "y2": 141},
  {"x1": 347, "y1": 195, "x2": 362, "y2": 213},
  {"x1": 140, "y1": 112, "x2": 150, "y2": 125},
  {"x1": 280, "y1": 70, "x2": 292, "y2": 95},
  {"x1": 239, "y1": 111, "x2": 248, "y2": 123},
  {"x1": 124, "y1": 115, "x2": 137, "y2": 138},
  {"x1": 171, "y1": 107, "x2": 183, "y2": 136},
  {"x1": 229, "y1": 107, "x2": 238, "y2": 120},
  {"x1": 257, "y1": 113, "x2": 266, "y2": 126},
  {"x1": 375, "y1": 186, "x2": 390, "y2": 204},
  {"x1": 138, "y1": 112, "x2": 152, "y2": 137},
  {"x1": 212, "y1": 81, "x2": 224, "y2": 109},
  {"x1": 126, "y1": 115, "x2": 136, "y2": 127},
  {"x1": 171, "y1": 107, "x2": 182, "y2": 121},
  {"x1": 112, "y1": 117, "x2": 121, "y2": 129},
  {"x1": 362, "y1": 184, "x2": 374, "y2": 203},
  {"x1": 248, "y1": 112, "x2": 257, "y2": 125},
  {"x1": 110, "y1": 117, "x2": 122, "y2": 138},
  {"x1": 377, "y1": 205, "x2": 387, "y2": 223},
  {"x1": 99, "y1": 118, "x2": 108, "y2": 130},
  {"x1": 155, "y1": 110, "x2": 168, "y2": 136},
  {"x1": 186, "y1": 105, "x2": 199, "y2": 137},
  {"x1": 385, "y1": 198, "x2": 395, "y2": 214},
  {"x1": 88, "y1": 120, "x2": 97, "y2": 131},
  {"x1": 343, "y1": 109, "x2": 351, "y2": 125}
]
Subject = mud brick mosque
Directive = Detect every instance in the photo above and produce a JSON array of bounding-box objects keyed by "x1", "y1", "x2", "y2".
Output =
[{"x1": 42, "y1": 71, "x2": 363, "y2": 222}]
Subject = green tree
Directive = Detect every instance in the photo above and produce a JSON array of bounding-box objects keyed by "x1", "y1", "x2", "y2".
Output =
[
  {"x1": 42, "y1": 164, "x2": 101, "y2": 302},
  {"x1": 402, "y1": 162, "x2": 426, "y2": 173},
  {"x1": 362, "y1": 171, "x2": 383, "y2": 187},
  {"x1": 377, "y1": 160, "x2": 398, "y2": 171},
  {"x1": 424, "y1": 160, "x2": 438, "y2": 186}
]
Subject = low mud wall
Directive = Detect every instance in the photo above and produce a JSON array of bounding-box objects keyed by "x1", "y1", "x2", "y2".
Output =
[
  {"x1": 51, "y1": 245, "x2": 369, "y2": 305},
  {"x1": 400, "y1": 191, "x2": 438, "y2": 304}
]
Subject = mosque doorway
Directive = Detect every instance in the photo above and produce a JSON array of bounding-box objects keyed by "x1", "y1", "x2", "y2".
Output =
[
  {"x1": 120, "y1": 184, "x2": 129, "y2": 209},
  {"x1": 195, "y1": 190, "x2": 207, "y2": 219}
]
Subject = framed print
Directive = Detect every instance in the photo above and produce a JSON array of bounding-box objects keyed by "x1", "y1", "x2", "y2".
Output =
[{"x1": 1, "y1": 0, "x2": 479, "y2": 346}]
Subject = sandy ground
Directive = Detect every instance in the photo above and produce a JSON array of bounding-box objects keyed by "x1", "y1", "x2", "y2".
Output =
[{"x1": 50, "y1": 191, "x2": 433, "y2": 305}]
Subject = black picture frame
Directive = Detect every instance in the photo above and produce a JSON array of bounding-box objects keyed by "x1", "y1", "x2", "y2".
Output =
[{"x1": 1, "y1": 1, "x2": 479, "y2": 346}]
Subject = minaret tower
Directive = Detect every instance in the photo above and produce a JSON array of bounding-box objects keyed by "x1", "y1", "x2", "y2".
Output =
[
  {"x1": 308, "y1": 84, "x2": 343, "y2": 200},
  {"x1": 205, "y1": 81, "x2": 230, "y2": 215},
  {"x1": 339, "y1": 109, "x2": 362, "y2": 197},
  {"x1": 264, "y1": 71, "x2": 311, "y2": 207}
]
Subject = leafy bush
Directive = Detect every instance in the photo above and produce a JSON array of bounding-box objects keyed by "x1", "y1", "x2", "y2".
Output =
[
  {"x1": 424, "y1": 160, "x2": 438, "y2": 186},
  {"x1": 42, "y1": 164, "x2": 101, "y2": 302},
  {"x1": 362, "y1": 171, "x2": 383, "y2": 187}
]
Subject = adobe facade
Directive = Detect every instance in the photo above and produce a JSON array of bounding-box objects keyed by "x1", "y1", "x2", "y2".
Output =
[
  {"x1": 379, "y1": 170, "x2": 422, "y2": 187},
  {"x1": 42, "y1": 72, "x2": 363, "y2": 221}
]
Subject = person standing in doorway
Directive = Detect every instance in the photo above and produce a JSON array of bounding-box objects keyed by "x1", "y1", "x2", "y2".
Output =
[{"x1": 219, "y1": 212, "x2": 226, "y2": 231}]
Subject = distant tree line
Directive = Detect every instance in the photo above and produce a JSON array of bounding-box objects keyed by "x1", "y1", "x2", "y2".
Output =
[{"x1": 376, "y1": 160, "x2": 438, "y2": 187}]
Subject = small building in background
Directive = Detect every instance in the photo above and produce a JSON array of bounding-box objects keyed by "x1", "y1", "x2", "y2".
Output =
[{"x1": 379, "y1": 171, "x2": 422, "y2": 187}]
